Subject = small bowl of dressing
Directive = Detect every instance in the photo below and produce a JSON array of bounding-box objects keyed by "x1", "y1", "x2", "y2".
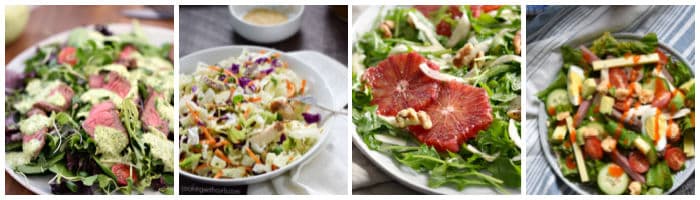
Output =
[{"x1": 229, "y1": 5, "x2": 304, "y2": 43}]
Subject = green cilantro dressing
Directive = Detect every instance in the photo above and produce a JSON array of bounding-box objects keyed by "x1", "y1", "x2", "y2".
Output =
[{"x1": 93, "y1": 126, "x2": 129, "y2": 156}]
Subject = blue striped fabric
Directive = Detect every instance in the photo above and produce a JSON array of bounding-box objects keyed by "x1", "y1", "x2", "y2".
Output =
[{"x1": 525, "y1": 5, "x2": 695, "y2": 195}]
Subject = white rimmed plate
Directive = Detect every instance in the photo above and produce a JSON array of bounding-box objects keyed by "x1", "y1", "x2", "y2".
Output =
[
  {"x1": 5, "y1": 23, "x2": 173, "y2": 195},
  {"x1": 351, "y1": 6, "x2": 521, "y2": 195}
]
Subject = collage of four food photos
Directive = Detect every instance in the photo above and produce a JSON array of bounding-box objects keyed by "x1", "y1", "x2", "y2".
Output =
[{"x1": 3, "y1": 4, "x2": 696, "y2": 196}]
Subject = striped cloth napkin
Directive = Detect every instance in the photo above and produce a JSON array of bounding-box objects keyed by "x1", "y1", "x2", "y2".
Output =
[{"x1": 526, "y1": 5, "x2": 695, "y2": 195}]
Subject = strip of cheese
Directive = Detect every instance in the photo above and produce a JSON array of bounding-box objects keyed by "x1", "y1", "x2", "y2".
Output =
[
  {"x1": 592, "y1": 53, "x2": 660, "y2": 70},
  {"x1": 566, "y1": 116, "x2": 589, "y2": 182}
]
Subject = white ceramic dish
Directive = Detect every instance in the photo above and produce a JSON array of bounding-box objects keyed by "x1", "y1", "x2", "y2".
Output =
[
  {"x1": 537, "y1": 33, "x2": 695, "y2": 195},
  {"x1": 228, "y1": 5, "x2": 303, "y2": 44},
  {"x1": 351, "y1": 6, "x2": 520, "y2": 195},
  {"x1": 5, "y1": 24, "x2": 173, "y2": 195},
  {"x1": 178, "y1": 45, "x2": 334, "y2": 186}
]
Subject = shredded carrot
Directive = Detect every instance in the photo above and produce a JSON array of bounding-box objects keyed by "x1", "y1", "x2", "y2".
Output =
[
  {"x1": 243, "y1": 108, "x2": 251, "y2": 119},
  {"x1": 271, "y1": 165, "x2": 278, "y2": 171},
  {"x1": 259, "y1": 50, "x2": 267, "y2": 54},
  {"x1": 214, "y1": 140, "x2": 230, "y2": 149},
  {"x1": 186, "y1": 103, "x2": 200, "y2": 122},
  {"x1": 285, "y1": 80, "x2": 295, "y2": 97},
  {"x1": 223, "y1": 70, "x2": 235, "y2": 77},
  {"x1": 608, "y1": 164, "x2": 624, "y2": 177},
  {"x1": 200, "y1": 126, "x2": 216, "y2": 145},
  {"x1": 300, "y1": 79, "x2": 307, "y2": 95},
  {"x1": 248, "y1": 96, "x2": 262, "y2": 103},
  {"x1": 214, "y1": 170, "x2": 223, "y2": 179},
  {"x1": 287, "y1": 156, "x2": 295, "y2": 162},
  {"x1": 208, "y1": 65, "x2": 222, "y2": 71},
  {"x1": 245, "y1": 146, "x2": 262, "y2": 164},
  {"x1": 272, "y1": 52, "x2": 281, "y2": 58},
  {"x1": 195, "y1": 163, "x2": 209, "y2": 172},
  {"x1": 215, "y1": 149, "x2": 233, "y2": 165}
]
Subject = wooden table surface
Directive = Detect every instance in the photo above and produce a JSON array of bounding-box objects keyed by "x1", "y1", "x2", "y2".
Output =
[
  {"x1": 4, "y1": 5, "x2": 173, "y2": 195},
  {"x1": 5, "y1": 5, "x2": 174, "y2": 64}
]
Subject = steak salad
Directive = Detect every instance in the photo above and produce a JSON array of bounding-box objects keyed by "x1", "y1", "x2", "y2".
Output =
[
  {"x1": 352, "y1": 5, "x2": 521, "y2": 192},
  {"x1": 5, "y1": 23, "x2": 174, "y2": 194}
]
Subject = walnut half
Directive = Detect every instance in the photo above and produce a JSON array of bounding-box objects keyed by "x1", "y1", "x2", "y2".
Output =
[{"x1": 396, "y1": 108, "x2": 432, "y2": 129}]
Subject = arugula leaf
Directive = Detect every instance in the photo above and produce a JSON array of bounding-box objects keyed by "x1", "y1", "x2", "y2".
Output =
[{"x1": 487, "y1": 157, "x2": 521, "y2": 187}]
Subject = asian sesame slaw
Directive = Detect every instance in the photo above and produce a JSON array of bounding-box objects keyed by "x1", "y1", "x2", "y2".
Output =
[{"x1": 179, "y1": 50, "x2": 324, "y2": 179}]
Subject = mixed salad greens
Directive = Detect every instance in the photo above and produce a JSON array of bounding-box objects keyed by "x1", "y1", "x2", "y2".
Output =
[
  {"x1": 537, "y1": 32, "x2": 694, "y2": 195},
  {"x1": 353, "y1": 6, "x2": 522, "y2": 192},
  {"x1": 5, "y1": 22, "x2": 174, "y2": 194},
  {"x1": 179, "y1": 50, "x2": 323, "y2": 179}
]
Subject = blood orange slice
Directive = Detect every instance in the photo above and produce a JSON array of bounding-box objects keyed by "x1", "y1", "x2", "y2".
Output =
[
  {"x1": 362, "y1": 52, "x2": 440, "y2": 116},
  {"x1": 409, "y1": 81, "x2": 493, "y2": 152}
]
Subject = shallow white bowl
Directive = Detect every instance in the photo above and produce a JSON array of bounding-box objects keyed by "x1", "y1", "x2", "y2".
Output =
[
  {"x1": 178, "y1": 45, "x2": 334, "y2": 185},
  {"x1": 228, "y1": 5, "x2": 304, "y2": 44}
]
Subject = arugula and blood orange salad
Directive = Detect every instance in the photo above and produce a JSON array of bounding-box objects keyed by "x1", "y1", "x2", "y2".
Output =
[
  {"x1": 537, "y1": 32, "x2": 694, "y2": 195},
  {"x1": 352, "y1": 5, "x2": 521, "y2": 191}
]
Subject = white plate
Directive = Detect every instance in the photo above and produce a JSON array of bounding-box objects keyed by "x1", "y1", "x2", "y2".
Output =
[
  {"x1": 5, "y1": 24, "x2": 173, "y2": 195},
  {"x1": 537, "y1": 33, "x2": 695, "y2": 195},
  {"x1": 178, "y1": 46, "x2": 336, "y2": 186},
  {"x1": 351, "y1": 6, "x2": 520, "y2": 195}
]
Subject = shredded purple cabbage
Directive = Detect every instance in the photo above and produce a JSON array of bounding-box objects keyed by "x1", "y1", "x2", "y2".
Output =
[
  {"x1": 261, "y1": 67, "x2": 275, "y2": 74},
  {"x1": 191, "y1": 86, "x2": 197, "y2": 93},
  {"x1": 255, "y1": 57, "x2": 267, "y2": 65},
  {"x1": 238, "y1": 77, "x2": 251, "y2": 88},
  {"x1": 302, "y1": 113, "x2": 321, "y2": 124},
  {"x1": 230, "y1": 63, "x2": 240, "y2": 74},
  {"x1": 278, "y1": 134, "x2": 287, "y2": 144}
]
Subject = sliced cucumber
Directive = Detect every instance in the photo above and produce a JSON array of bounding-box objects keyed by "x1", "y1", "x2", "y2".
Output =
[
  {"x1": 597, "y1": 163, "x2": 630, "y2": 195},
  {"x1": 546, "y1": 89, "x2": 573, "y2": 115}
]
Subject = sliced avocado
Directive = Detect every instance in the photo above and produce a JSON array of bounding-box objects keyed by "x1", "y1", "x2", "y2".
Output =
[
  {"x1": 669, "y1": 92, "x2": 686, "y2": 112},
  {"x1": 600, "y1": 95, "x2": 615, "y2": 115},
  {"x1": 684, "y1": 133, "x2": 694, "y2": 157},
  {"x1": 582, "y1": 78, "x2": 597, "y2": 99},
  {"x1": 679, "y1": 79, "x2": 694, "y2": 93}
]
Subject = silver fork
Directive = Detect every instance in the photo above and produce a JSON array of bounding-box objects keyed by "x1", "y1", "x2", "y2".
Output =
[{"x1": 292, "y1": 96, "x2": 348, "y2": 116}]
